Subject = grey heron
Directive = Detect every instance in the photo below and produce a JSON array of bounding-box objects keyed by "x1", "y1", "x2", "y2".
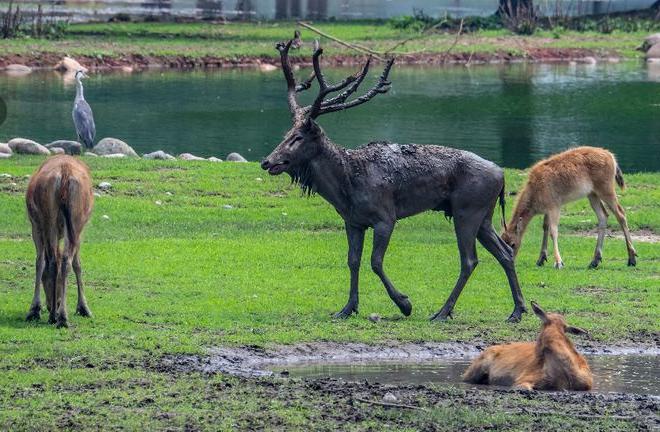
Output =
[{"x1": 72, "y1": 70, "x2": 96, "y2": 149}]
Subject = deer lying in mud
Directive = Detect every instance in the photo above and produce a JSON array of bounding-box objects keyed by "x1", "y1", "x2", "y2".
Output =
[
  {"x1": 501, "y1": 147, "x2": 636, "y2": 269},
  {"x1": 463, "y1": 301, "x2": 592, "y2": 391},
  {"x1": 25, "y1": 155, "x2": 94, "y2": 328},
  {"x1": 261, "y1": 34, "x2": 527, "y2": 322}
]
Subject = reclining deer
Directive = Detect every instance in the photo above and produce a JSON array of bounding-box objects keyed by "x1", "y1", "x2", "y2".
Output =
[
  {"x1": 501, "y1": 146, "x2": 636, "y2": 269},
  {"x1": 261, "y1": 34, "x2": 527, "y2": 322},
  {"x1": 25, "y1": 155, "x2": 94, "y2": 328},
  {"x1": 463, "y1": 301, "x2": 592, "y2": 391}
]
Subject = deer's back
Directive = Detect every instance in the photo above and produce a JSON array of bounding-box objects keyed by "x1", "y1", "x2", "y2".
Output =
[{"x1": 475, "y1": 342, "x2": 540, "y2": 386}]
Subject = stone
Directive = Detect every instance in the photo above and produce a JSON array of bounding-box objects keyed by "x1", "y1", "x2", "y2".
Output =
[
  {"x1": 102, "y1": 153, "x2": 127, "y2": 158},
  {"x1": 0, "y1": 143, "x2": 12, "y2": 154},
  {"x1": 382, "y1": 393, "x2": 398, "y2": 403},
  {"x1": 50, "y1": 147, "x2": 66, "y2": 155},
  {"x1": 226, "y1": 152, "x2": 248, "y2": 162},
  {"x1": 155, "y1": 200, "x2": 162, "y2": 206},
  {"x1": 259, "y1": 64, "x2": 277, "y2": 72},
  {"x1": 639, "y1": 33, "x2": 660, "y2": 52},
  {"x1": 646, "y1": 44, "x2": 660, "y2": 61},
  {"x1": 368, "y1": 313, "x2": 381, "y2": 323},
  {"x1": 207, "y1": 157, "x2": 223, "y2": 162},
  {"x1": 0, "y1": 153, "x2": 11, "y2": 159},
  {"x1": 8, "y1": 138, "x2": 50, "y2": 155},
  {"x1": 101, "y1": 215, "x2": 110, "y2": 221},
  {"x1": 223, "y1": 205, "x2": 234, "y2": 210},
  {"x1": 54, "y1": 56, "x2": 88, "y2": 73},
  {"x1": 143, "y1": 150, "x2": 176, "y2": 160},
  {"x1": 92, "y1": 138, "x2": 138, "y2": 157},
  {"x1": 84, "y1": 152, "x2": 98, "y2": 157},
  {"x1": 45, "y1": 140, "x2": 82, "y2": 155},
  {"x1": 179, "y1": 153, "x2": 206, "y2": 161},
  {"x1": 98, "y1": 182, "x2": 112, "y2": 191},
  {"x1": 5, "y1": 64, "x2": 32, "y2": 75}
]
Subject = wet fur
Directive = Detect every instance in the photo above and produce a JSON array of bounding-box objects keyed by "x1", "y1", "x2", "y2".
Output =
[{"x1": 25, "y1": 155, "x2": 94, "y2": 328}]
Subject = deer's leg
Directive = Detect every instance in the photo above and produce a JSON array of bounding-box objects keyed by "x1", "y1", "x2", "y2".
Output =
[
  {"x1": 27, "y1": 227, "x2": 45, "y2": 321},
  {"x1": 477, "y1": 221, "x2": 527, "y2": 323},
  {"x1": 431, "y1": 212, "x2": 481, "y2": 321},
  {"x1": 73, "y1": 250, "x2": 92, "y2": 317},
  {"x1": 536, "y1": 214, "x2": 550, "y2": 267},
  {"x1": 588, "y1": 194, "x2": 608, "y2": 269},
  {"x1": 547, "y1": 209, "x2": 564, "y2": 269},
  {"x1": 44, "y1": 238, "x2": 59, "y2": 324},
  {"x1": 55, "y1": 242, "x2": 75, "y2": 328},
  {"x1": 334, "y1": 223, "x2": 365, "y2": 319},
  {"x1": 371, "y1": 221, "x2": 412, "y2": 316},
  {"x1": 601, "y1": 192, "x2": 637, "y2": 266}
]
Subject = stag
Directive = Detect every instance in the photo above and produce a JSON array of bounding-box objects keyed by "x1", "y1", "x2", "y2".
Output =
[
  {"x1": 25, "y1": 155, "x2": 94, "y2": 328},
  {"x1": 261, "y1": 34, "x2": 527, "y2": 322}
]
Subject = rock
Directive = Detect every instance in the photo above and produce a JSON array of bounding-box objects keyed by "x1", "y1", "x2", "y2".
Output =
[
  {"x1": 226, "y1": 152, "x2": 247, "y2": 162},
  {"x1": 259, "y1": 64, "x2": 278, "y2": 72},
  {"x1": 120, "y1": 66, "x2": 134, "y2": 73},
  {"x1": 0, "y1": 173, "x2": 11, "y2": 178},
  {"x1": 646, "y1": 44, "x2": 660, "y2": 61},
  {"x1": 143, "y1": 150, "x2": 176, "y2": 161},
  {"x1": 165, "y1": 191, "x2": 173, "y2": 196},
  {"x1": 207, "y1": 157, "x2": 223, "y2": 162},
  {"x1": 5, "y1": 64, "x2": 32, "y2": 75},
  {"x1": 50, "y1": 147, "x2": 66, "y2": 155},
  {"x1": 45, "y1": 140, "x2": 82, "y2": 155},
  {"x1": 8, "y1": 138, "x2": 50, "y2": 155},
  {"x1": 155, "y1": 200, "x2": 162, "y2": 206},
  {"x1": 101, "y1": 215, "x2": 110, "y2": 221},
  {"x1": 98, "y1": 182, "x2": 112, "y2": 191},
  {"x1": 368, "y1": 313, "x2": 381, "y2": 323},
  {"x1": 639, "y1": 33, "x2": 660, "y2": 52},
  {"x1": 382, "y1": 393, "x2": 398, "y2": 403},
  {"x1": 0, "y1": 153, "x2": 11, "y2": 159},
  {"x1": 84, "y1": 152, "x2": 98, "y2": 157},
  {"x1": 0, "y1": 143, "x2": 12, "y2": 155},
  {"x1": 179, "y1": 153, "x2": 206, "y2": 161},
  {"x1": 54, "y1": 56, "x2": 88, "y2": 73},
  {"x1": 223, "y1": 204, "x2": 233, "y2": 210},
  {"x1": 582, "y1": 56, "x2": 597, "y2": 64},
  {"x1": 93, "y1": 192, "x2": 102, "y2": 198},
  {"x1": 92, "y1": 138, "x2": 138, "y2": 157},
  {"x1": 102, "y1": 153, "x2": 127, "y2": 158}
]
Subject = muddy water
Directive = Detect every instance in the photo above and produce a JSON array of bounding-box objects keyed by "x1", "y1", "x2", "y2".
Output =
[{"x1": 272, "y1": 355, "x2": 660, "y2": 396}]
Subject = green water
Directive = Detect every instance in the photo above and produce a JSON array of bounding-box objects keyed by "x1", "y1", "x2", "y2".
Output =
[{"x1": 0, "y1": 62, "x2": 658, "y2": 171}]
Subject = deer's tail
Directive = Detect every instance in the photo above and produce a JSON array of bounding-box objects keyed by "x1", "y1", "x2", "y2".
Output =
[
  {"x1": 615, "y1": 164, "x2": 626, "y2": 190},
  {"x1": 59, "y1": 165, "x2": 77, "y2": 246},
  {"x1": 499, "y1": 181, "x2": 507, "y2": 231}
]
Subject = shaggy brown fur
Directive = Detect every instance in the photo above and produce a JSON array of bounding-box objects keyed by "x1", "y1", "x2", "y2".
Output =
[
  {"x1": 463, "y1": 301, "x2": 593, "y2": 391},
  {"x1": 25, "y1": 155, "x2": 94, "y2": 328},
  {"x1": 501, "y1": 146, "x2": 636, "y2": 269}
]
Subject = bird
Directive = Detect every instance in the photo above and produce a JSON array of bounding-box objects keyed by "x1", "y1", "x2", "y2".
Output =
[{"x1": 72, "y1": 70, "x2": 96, "y2": 149}]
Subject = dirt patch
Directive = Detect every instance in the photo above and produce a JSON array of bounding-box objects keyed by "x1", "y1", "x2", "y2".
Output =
[
  {"x1": 573, "y1": 228, "x2": 660, "y2": 243},
  {"x1": 1, "y1": 48, "x2": 608, "y2": 71},
  {"x1": 159, "y1": 341, "x2": 660, "y2": 378}
]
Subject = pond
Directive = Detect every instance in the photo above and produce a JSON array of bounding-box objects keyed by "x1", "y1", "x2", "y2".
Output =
[
  {"x1": 0, "y1": 62, "x2": 658, "y2": 172},
  {"x1": 272, "y1": 355, "x2": 660, "y2": 396}
]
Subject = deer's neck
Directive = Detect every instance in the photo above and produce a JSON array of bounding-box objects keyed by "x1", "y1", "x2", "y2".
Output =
[
  {"x1": 299, "y1": 138, "x2": 352, "y2": 215},
  {"x1": 510, "y1": 189, "x2": 535, "y2": 234}
]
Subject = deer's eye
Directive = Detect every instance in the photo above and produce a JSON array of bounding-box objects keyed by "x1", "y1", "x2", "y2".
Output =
[{"x1": 289, "y1": 136, "x2": 303, "y2": 147}]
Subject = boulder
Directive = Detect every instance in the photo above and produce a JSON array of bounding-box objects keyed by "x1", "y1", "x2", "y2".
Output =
[
  {"x1": 639, "y1": 33, "x2": 660, "y2": 52},
  {"x1": 102, "y1": 153, "x2": 127, "y2": 159},
  {"x1": 259, "y1": 64, "x2": 278, "y2": 72},
  {"x1": 179, "y1": 153, "x2": 206, "y2": 161},
  {"x1": 46, "y1": 140, "x2": 82, "y2": 155},
  {"x1": 0, "y1": 143, "x2": 12, "y2": 155},
  {"x1": 50, "y1": 147, "x2": 66, "y2": 155},
  {"x1": 143, "y1": 150, "x2": 176, "y2": 161},
  {"x1": 226, "y1": 152, "x2": 248, "y2": 162},
  {"x1": 54, "y1": 56, "x2": 88, "y2": 73},
  {"x1": 98, "y1": 182, "x2": 112, "y2": 191},
  {"x1": 5, "y1": 64, "x2": 32, "y2": 75},
  {"x1": 8, "y1": 138, "x2": 50, "y2": 155},
  {"x1": 646, "y1": 44, "x2": 660, "y2": 61},
  {"x1": 0, "y1": 153, "x2": 11, "y2": 159},
  {"x1": 84, "y1": 152, "x2": 98, "y2": 157},
  {"x1": 207, "y1": 157, "x2": 223, "y2": 162},
  {"x1": 92, "y1": 138, "x2": 138, "y2": 157}
]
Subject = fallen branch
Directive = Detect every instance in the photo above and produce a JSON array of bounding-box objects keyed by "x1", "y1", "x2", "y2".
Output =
[
  {"x1": 443, "y1": 18, "x2": 465, "y2": 60},
  {"x1": 353, "y1": 396, "x2": 427, "y2": 411},
  {"x1": 297, "y1": 21, "x2": 385, "y2": 61}
]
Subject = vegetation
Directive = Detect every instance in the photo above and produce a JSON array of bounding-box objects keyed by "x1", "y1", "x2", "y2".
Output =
[{"x1": 0, "y1": 157, "x2": 657, "y2": 429}]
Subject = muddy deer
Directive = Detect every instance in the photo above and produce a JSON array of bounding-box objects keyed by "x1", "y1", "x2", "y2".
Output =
[
  {"x1": 25, "y1": 155, "x2": 94, "y2": 328},
  {"x1": 260, "y1": 34, "x2": 527, "y2": 322},
  {"x1": 501, "y1": 146, "x2": 636, "y2": 269},
  {"x1": 463, "y1": 301, "x2": 593, "y2": 391}
]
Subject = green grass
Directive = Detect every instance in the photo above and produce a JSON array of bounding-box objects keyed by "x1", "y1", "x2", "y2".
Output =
[
  {"x1": 0, "y1": 157, "x2": 657, "y2": 430},
  {"x1": 0, "y1": 22, "x2": 652, "y2": 62}
]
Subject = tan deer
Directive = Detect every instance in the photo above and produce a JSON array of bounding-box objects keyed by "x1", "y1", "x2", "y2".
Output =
[
  {"x1": 25, "y1": 155, "x2": 94, "y2": 328},
  {"x1": 501, "y1": 146, "x2": 636, "y2": 269},
  {"x1": 463, "y1": 301, "x2": 593, "y2": 391}
]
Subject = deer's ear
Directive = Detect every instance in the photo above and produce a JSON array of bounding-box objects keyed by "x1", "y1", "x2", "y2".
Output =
[
  {"x1": 566, "y1": 326, "x2": 589, "y2": 337},
  {"x1": 531, "y1": 301, "x2": 548, "y2": 323}
]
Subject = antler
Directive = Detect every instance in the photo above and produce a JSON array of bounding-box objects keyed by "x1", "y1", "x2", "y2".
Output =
[{"x1": 276, "y1": 32, "x2": 395, "y2": 121}]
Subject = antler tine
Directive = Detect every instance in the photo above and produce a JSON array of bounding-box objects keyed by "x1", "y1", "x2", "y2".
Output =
[
  {"x1": 318, "y1": 58, "x2": 395, "y2": 116},
  {"x1": 276, "y1": 38, "x2": 300, "y2": 117},
  {"x1": 295, "y1": 72, "x2": 316, "y2": 93},
  {"x1": 322, "y1": 57, "x2": 372, "y2": 107},
  {"x1": 309, "y1": 44, "x2": 360, "y2": 119}
]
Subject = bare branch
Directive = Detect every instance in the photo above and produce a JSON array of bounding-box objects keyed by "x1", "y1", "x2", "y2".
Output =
[{"x1": 297, "y1": 21, "x2": 384, "y2": 61}]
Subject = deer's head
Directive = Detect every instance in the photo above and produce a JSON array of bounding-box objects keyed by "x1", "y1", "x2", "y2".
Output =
[
  {"x1": 261, "y1": 34, "x2": 394, "y2": 176},
  {"x1": 531, "y1": 301, "x2": 589, "y2": 337}
]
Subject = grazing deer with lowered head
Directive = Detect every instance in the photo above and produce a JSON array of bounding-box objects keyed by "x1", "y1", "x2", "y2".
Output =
[
  {"x1": 260, "y1": 34, "x2": 527, "y2": 322},
  {"x1": 25, "y1": 155, "x2": 94, "y2": 328},
  {"x1": 501, "y1": 146, "x2": 636, "y2": 269},
  {"x1": 463, "y1": 301, "x2": 592, "y2": 391}
]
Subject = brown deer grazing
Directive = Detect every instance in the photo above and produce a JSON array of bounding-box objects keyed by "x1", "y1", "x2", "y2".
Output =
[
  {"x1": 261, "y1": 34, "x2": 527, "y2": 322},
  {"x1": 463, "y1": 301, "x2": 593, "y2": 391},
  {"x1": 501, "y1": 146, "x2": 636, "y2": 269},
  {"x1": 25, "y1": 155, "x2": 94, "y2": 328}
]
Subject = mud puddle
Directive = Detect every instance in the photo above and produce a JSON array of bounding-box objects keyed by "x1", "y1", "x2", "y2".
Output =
[{"x1": 271, "y1": 355, "x2": 659, "y2": 396}]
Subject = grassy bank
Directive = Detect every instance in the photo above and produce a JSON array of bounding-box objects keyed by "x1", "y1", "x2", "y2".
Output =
[
  {"x1": 0, "y1": 22, "x2": 653, "y2": 68},
  {"x1": 0, "y1": 157, "x2": 658, "y2": 430}
]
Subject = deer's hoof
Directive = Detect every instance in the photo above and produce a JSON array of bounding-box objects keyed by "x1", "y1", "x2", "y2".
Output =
[
  {"x1": 588, "y1": 259, "x2": 601, "y2": 269},
  {"x1": 536, "y1": 254, "x2": 547, "y2": 267},
  {"x1": 25, "y1": 308, "x2": 41, "y2": 322},
  {"x1": 47, "y1": 314, "x2": 57, "y2": 325},
  {"x1": 554, "y1": 261, "x2": 564, "y2": 269},
  {"x1": 332, "y1": 304, "x2": 357, "y2": 320},
  {"x1": 430, "y1": 308, "x2": 452, "y2": 322},
  {"x1": 628, "y1": 256, "x2": 637, "y2": 267},
  {"x1": 506, "y1": 309, "x2": 525, "y2": 323},
  {"x1": 397, "y1": 297, "x2": 412, "y2": 317},
  {"x1": 56, "y1": 318, "x2": 69, "y2": 329},
  {"x1": 76, "y1": 305, "x2": 92, "y2": 318}
]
